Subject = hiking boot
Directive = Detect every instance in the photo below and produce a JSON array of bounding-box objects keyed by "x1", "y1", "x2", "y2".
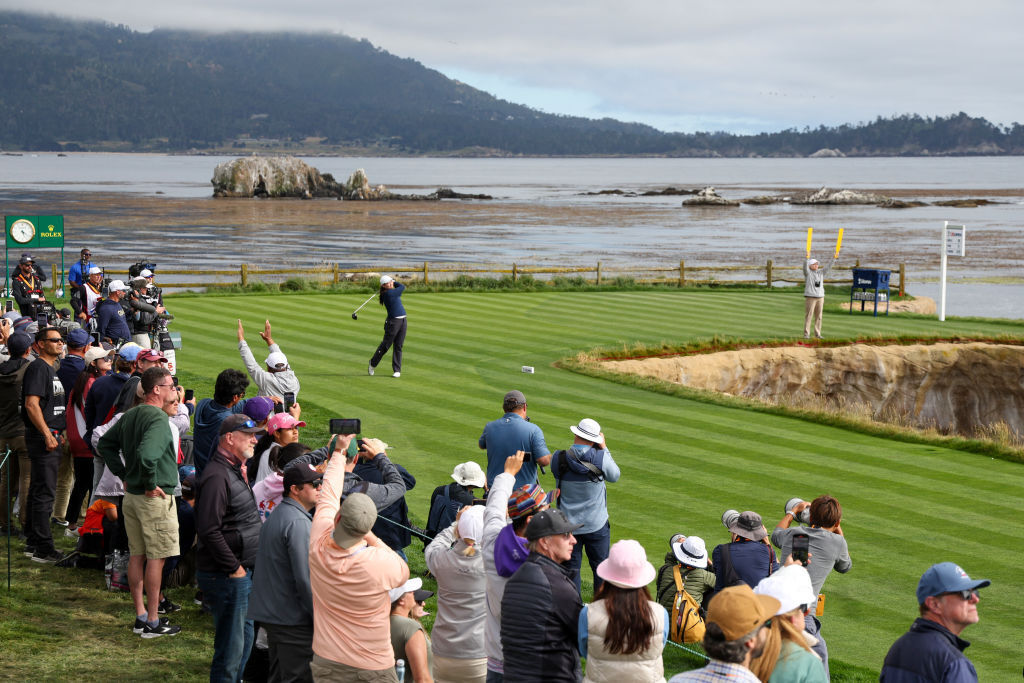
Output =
[
  {"x1": 158, "y1": 598, "x2": 181, "y2": 614},
  {"x1": 133, "y1": 616, "x2": 169, "y2": 634},
  {"x1": 367, "y1": 364, "x2": 375, "y2": 376},
  {"x1": 31, "y1": 548, "x2": 66, "y2": 564},
  {"x1": 141, "y1": 621, "x2": 181, "y2": 638}
]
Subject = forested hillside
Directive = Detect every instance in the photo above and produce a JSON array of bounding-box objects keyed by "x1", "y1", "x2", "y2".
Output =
[{"x1": 2, "y1": 11, "x2": 1022, "y2": 156}]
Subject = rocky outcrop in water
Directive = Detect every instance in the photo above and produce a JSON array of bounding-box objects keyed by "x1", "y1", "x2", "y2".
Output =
[
  {"x1": 809, "y1": 148, "x2": 846, "y2": 158},
  {"x1": 212, "y1": 156, "x2": 344, "y2": 198},
  {"x1": 791, "y1": 186, "x2": 889, "y2": 205},
  {"x1": 681, "y1": 186, "x2": 740, "y2": 207},
  {"x1": 212, "y1": 158, "x2": 492, "y2": 200},
  {"x1": 602, "y1": 342, "x2": 1024, "y2": 439}
]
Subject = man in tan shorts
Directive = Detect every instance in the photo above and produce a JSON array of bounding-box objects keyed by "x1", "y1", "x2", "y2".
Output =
[{"x1": 97, "y1": 366, "x2": 183, "y2": 638}]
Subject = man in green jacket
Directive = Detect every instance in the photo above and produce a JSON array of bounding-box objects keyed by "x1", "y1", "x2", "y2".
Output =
[{"x1": 98, "y1": 365, "x2": 183, "y2": 638}]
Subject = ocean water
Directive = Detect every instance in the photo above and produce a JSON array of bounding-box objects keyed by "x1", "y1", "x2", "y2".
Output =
[{"x1": 1, "y1": 153, "x2": 1022, "y2": 318}]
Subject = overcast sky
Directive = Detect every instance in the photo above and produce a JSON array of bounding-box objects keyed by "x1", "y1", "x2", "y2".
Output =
[{"x1": 4, "y1": 1, "x2": 1022, "y2": 134}]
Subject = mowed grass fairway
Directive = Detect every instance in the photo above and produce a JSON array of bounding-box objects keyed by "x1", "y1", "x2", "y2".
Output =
[{"x1": 5, "y1": 288, "x2": 1024, "y2": 680}]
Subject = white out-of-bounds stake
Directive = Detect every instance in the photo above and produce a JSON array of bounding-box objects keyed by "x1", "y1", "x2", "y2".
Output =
[{"x1": 939, "y1": 221, "x2": 966, "y2": 322}]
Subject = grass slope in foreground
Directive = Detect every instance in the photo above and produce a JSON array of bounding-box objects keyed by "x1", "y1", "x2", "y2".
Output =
[{"x1": 4, "y1": 289, "x2": 1023, "y2": 680}]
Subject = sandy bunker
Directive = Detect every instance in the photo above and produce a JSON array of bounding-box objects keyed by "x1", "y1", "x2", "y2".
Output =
[{"x1": 602, "y1": 342, "x2": 1024, "y2": 439}]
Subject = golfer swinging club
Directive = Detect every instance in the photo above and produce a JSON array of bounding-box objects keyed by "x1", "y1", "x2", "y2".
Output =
[{"x1": 368, "y1": 275, "x2": 407, "y2": 377}]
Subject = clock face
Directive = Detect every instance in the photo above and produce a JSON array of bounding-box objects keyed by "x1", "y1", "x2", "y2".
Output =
[{"x1": 10, "y1": 218, "x2": 36, "y2": 244}]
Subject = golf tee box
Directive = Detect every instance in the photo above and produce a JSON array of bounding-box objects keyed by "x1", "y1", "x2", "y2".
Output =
[{"x1": 849, "y1": 268, "x2": 890, "y2": 317}]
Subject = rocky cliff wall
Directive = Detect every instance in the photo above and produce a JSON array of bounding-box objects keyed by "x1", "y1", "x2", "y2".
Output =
[{"x1": 602, "y1": 343, "x2": 1024, "y2": 438}]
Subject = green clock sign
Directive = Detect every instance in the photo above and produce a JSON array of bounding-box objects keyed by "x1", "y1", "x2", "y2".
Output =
[{"x1": 5, "y1": 215, "x2": 64, "y2": 248}]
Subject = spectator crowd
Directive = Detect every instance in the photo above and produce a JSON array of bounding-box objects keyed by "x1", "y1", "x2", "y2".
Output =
[{"x1": 0, "y1": 259, "x2": 995, "y2": 683}]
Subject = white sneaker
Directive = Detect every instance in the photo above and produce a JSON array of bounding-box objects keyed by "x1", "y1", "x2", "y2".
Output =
[
  {"x1": 392, "y1": 372, "x2": 401, "y2": 378},
  {"x1": 367, "y1": 364, "x2": 375, "y2": 376}
]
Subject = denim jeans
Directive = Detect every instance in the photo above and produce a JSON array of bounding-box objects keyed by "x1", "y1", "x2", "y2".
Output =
[
  {"x1": 198, "y1": 569, "x2": 255, "y2": 683},
  {"x1": 567, "y1": 520, "x2": 611, "y2": 596}
]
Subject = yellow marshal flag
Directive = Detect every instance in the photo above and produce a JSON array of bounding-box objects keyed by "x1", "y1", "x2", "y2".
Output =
[
  {"x1": 834, "y1": 228, "x2": 844, "y2": 258},
  {"x1": 806, "y1": 227, "x2": 813, "y2": 258}
]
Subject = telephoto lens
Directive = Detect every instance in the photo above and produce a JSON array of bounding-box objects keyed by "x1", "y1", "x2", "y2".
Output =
[
  {"x1": 785, "y1": 498, "x2": 811, "y2": 525},
  {"x1": 721, "y1": 509, "x2": 740, "y2": 529}
]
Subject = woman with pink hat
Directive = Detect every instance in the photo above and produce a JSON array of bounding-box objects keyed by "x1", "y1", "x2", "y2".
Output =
[{"x1": 578, "y1": 539, "x2": 668, "y2": 682}]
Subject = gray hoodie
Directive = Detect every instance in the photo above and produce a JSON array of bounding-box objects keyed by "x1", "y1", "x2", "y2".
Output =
[{"x1": 803, "y1": 257, "x2": 835, "y2": 298}]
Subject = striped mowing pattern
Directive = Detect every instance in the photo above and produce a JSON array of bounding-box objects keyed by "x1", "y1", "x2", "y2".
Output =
[{"x1": 171, "y1": 290, "x2": 1024, "y2": 679}]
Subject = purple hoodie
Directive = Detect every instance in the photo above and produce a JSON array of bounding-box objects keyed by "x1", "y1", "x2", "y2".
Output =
[{"x1": 493, "y1": 524, "x2": 530, "y2": 577}]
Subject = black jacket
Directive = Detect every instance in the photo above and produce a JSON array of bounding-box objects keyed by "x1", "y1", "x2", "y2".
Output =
[
  {"x1": 353, "y1": 460, "x2": 416, "y2": 551},
  {"x1": 501, "y1": 552, "x2": 583, "y2": 683},
  {"x1": 196, "y1": 450, "x2": 262, "y2": 574},
  {"x1": 0, "y1": 357, "x2": 31, "y2": 438}
]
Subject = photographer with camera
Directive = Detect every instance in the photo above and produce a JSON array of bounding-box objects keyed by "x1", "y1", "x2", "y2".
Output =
[
  {"x1": 12, "y1": 256, "x2": 47, "y2": 318},
  {"x1": 771, "y1": 496, "x2": 851, "y2": 678},
  {"x1": 67, "y1": 248, "x2": 93, "y2": 295},
  {"x1": 550, "y1": 417, "x2": 620, "y2": 596},
  {"x1": 71, "y1": 266, "x2": 105, "y2": 327},
  {"x1": 126, "y1": 276, "x2": 166, "y2": 349}
]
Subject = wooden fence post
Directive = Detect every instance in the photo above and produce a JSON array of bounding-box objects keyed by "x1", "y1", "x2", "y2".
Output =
[
  {"x1": 596, "y1": 261, "x2": 602, "y2": 285},
  {"x1": 423, "y1": 261, "x2": 429, "y2": 284},
  {"x1": 333, "y1": 263, "x2": 339, "y2": 285},
  {"x1": 679, "y1": 260, "x2": 685, "y2": 287},
  {"x1": 766, "y1": 259, "x2": 773, "y2": 288},
  {"x1": 512, "y1": 263, "x2": 518, "y2": 283},
  {"x1": 899, "y1": 263, "x2": 905, "y2": 296},
  {"x1": 240, "y1": 264, "x2": 248, "y2": 287}
]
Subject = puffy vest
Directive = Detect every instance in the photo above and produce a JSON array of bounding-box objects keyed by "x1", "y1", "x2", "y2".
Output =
[{"x1": 584, "y1": 599, "x2": 666, "y2": 683}]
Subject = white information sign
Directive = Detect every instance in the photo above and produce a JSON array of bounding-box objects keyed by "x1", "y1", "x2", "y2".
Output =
[
  {"x1": 939, "y1": 221, "x2": 967, "y2": 321},
  {"x1": 945, "y1": 224, "x2": 966, "y2": 257}
]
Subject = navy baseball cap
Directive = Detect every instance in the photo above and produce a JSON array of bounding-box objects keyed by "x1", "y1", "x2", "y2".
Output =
[
  {"x1": 66, "y1": 328, "x2": 92, "y2": 348},
  {"x1": 916, "y1": 562, "x2": 990, "y2": 604}
]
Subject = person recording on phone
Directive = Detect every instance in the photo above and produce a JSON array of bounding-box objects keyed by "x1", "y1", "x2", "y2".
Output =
[
  {"x1": 341, "y1": 430, "x2": 408, "y2": 512},
  {"x1": 237, "y1": 319, "x2": 301, "y2": 400},
  {"x1": 771, "y1": 495, "x2": 851, "y2": 678}
]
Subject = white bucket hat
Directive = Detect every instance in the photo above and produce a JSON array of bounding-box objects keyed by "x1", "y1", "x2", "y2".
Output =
[
  {"x1": 451, "y1": 461, "x2": 486, "y2": 488},
  {"x1": 672, "y1": 535, "x2": 709, "y2": 569},
  {"x1": 569, "y1": 418, "x2": 602, "y2": 443}
]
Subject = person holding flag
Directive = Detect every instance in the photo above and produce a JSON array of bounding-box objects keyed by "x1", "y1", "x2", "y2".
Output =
[{"x1": 802, "y1": 228, "x2": 842, "y2": 339}]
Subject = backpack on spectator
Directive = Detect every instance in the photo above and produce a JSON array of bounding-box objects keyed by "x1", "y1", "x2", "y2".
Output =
[
  {"x1": 669, "y1": 565, "x2": 706, "y2": 644},
  {"x1": 426, "y1": 483, "x2": 463, "y2": 538}
]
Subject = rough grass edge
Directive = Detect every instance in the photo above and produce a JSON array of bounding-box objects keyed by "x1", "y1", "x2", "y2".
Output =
[{"x1": 557, "y1": 334, "x2": 1024, "y2": 465}]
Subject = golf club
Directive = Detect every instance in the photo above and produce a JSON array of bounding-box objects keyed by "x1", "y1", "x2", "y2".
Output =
[{"x1": 351, "y1": 292, "x2": 377, "y2": 320}]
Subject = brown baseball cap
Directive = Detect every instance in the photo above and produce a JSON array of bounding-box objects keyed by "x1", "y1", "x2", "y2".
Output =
[{"x1": 706, "y1": 585, "x2": 780, "y2": 640}]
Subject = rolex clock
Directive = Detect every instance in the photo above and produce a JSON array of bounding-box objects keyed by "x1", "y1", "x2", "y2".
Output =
[{"x1": 10, "y1": 218, "x2": 36, "y2": 244}]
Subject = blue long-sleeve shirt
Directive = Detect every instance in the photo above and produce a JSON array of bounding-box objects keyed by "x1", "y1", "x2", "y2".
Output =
[
  {"x1": 381, "y1": 282, "x2": 406, "y2": 318},
  {"x1": 96, "y1": 298, "x2": 131, "y2": 342}
]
